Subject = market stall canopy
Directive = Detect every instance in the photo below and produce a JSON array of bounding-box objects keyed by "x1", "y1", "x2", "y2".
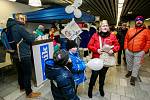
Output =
[{"x1": 24, "y1": 6, "x2": 95, "y2": 23}]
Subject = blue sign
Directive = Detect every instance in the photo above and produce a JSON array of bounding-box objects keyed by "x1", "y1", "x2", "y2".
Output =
[{"x1": 40, "y1": 44, "x2": 50, "y2": 80}]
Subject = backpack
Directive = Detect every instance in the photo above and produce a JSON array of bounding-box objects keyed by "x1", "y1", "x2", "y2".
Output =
[{"x1": 1, "y1": 26, "x2": 16, "y2": 53}]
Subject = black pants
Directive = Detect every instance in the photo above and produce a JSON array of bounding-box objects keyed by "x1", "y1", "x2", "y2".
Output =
[
  {"x1": 89, "y1": 67, "x2": 109, "y2": 88},
  {"x1": 84, "y1": 50, "x2": 89, "y2": 57},
  {"x1": 20, "y1": 57, "x2": 33, "y2": 95},
  {"x1": 118, "y1": 49, "x2": 126, "y2": 64},
  {"x1": 12, "y1": 57, "x2": 24, "y2": 89},
  {"x1": 13, "y1": 57, "x2": 33, "y2": 95}
]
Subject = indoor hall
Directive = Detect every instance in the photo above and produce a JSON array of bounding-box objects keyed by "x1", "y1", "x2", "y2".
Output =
[
  {"x1": 0, "y1": 0, "x2": 150, "y2": 100},
  {"x1": 0, "y1": 55, "x2": 150, "y2": 100}
]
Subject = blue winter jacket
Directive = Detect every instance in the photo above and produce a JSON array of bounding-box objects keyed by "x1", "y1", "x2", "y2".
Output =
[
  {"x1": 69, "y1": 52, "x2": 86, "y2": 85},
  {"x1": 45, "y1": 59, "x2": 80, "y2": 100},
  {"x1": 6, "y1": 18, "x2": 37, "y2": 58}
]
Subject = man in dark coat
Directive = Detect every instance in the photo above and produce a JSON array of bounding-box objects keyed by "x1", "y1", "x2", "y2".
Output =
[
  {"x1": 117, "y1": 23, "x2": 128, "y2": 65},
  {"x1": 7, "y1": 13, "x2": 41, "y2": 98}
]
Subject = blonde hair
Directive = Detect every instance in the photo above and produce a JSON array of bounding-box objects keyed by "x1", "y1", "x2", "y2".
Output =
[{"x1": 15, "y1": 13, "x2": 27, "y2": 21}]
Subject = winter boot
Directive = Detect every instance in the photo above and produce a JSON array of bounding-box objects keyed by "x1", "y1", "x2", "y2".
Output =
[
  {"x1": 99, "y1": 87, "x2": 105, "y2": 97},
  {"x1": 130, "y1": 76, "x2": 136, "y2": 86},
  {"x1": 88, "y1": 86, "x2": 93, "y2": 98},
  {"x1": 125, "y1": 71, "x2": 132, "y2": 78}
]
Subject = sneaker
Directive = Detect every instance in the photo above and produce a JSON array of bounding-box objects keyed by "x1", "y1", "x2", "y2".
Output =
[
  {"x1": 125, "y1": 71, "x2": 132, "y2": 78},
  {"x1": 26, "y1": 92, "x2": 41, "y2": 98},
  {"x1": 130, "y1": 76, "x2": 136, "y2": 86}
]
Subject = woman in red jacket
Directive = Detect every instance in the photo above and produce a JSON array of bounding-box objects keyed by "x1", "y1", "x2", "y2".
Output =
[{"x1": 87, "y1": 20, "x2": 120, "y2": 98}]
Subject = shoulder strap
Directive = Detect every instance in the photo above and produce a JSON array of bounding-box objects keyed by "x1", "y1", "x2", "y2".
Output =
[
  {"x1": 99, "y1": 36, "x2": 102, "y2": 49},
  {"x1": 128, "y1": 28, "x2": 145, "y2": 42}
]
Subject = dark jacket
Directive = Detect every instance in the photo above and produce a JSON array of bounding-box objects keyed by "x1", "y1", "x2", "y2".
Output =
[
  {"x1": 117, "y1": 28, "x2": 128, "y2": 48},
  {"x1": 89, "y1": 25, "x2": 97, "y2": 38},
  {"x1": 6, "y1": 18, "x2": 37, "y2": 58},
  {"x1": 79, "y1": 28, "x2": 90, "y2": 48},
  {"x1": 45, "y1": 59, "x2": 79, "y2": 100}
]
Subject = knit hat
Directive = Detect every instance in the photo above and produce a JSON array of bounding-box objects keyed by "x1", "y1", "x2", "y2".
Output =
[
  {"x1": 67, "y1": 40, "x2": 78, "y2": 50},
  {"x1": 53, "y1": 50, "x2": 69, "y2": 65},
  {"x1": 135, "y1": 16, "x2": 144, "y2": 22}
]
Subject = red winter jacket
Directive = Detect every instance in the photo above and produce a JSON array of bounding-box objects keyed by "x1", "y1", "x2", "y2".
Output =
[{"x1": 88, "y1": 32, "x2": 120, "y2": 58}]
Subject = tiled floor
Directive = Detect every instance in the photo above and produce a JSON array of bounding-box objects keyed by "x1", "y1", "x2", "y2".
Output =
[{"x1": 0, "y1": 55, "x2": 150, "y2": 100}]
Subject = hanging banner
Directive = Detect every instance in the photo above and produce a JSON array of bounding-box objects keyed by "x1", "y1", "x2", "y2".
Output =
[{"x1": 61, "y1": 19, "x2": 82, "y2": 40}]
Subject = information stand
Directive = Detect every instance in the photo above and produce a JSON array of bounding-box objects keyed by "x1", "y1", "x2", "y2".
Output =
[{"x1": 32, "y1": 39, "x2": 53, "y2": 87}]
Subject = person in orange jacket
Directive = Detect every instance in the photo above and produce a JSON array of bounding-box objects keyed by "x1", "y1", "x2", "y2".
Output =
[{"x1": 124, "y1": 16, "x2": 150, "y2": 86}]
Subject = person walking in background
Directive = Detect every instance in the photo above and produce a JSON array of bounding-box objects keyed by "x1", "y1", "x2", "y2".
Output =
[
  {"x1": 124, "y1": 16, "x2": 150, "y2": 86},
  {"x1": 117, "y1": 23, "x2": 128, "y2": 65},
  {"x1": 87, "y1": 20, "x2": 120, "y2": 98},
  {"x1": 110, "y1": 25, "x2": 117, "y2": 35},
  {"x1": 79, "y1": 23, "x2": 90, "y2": 57},
  {"x1": 45, "y1": 50, "x2": 80, "y2": 100},
  {"x1": 8, "y1": 13, "x2": 41, "y2": 98}
]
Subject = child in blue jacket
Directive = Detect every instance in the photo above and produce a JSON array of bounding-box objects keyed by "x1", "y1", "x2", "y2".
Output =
[{"x1": 67, "y1": 40, "x2": 86, "y2": 93}]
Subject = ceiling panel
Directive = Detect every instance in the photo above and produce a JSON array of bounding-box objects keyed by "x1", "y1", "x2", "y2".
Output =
[
  {"x1": 121, "y1": 0, "x2": 150, "y2": 23},
  {"x1": 14, "y1": 0, "x2": 150, "y2": 25}
]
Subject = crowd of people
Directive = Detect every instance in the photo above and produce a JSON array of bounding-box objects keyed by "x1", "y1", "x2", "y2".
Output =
[{"x1": 4, "y1": 12, "x2": 150, "y2": 100}]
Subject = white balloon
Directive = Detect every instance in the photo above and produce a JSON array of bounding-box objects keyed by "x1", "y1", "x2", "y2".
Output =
[
  {"x1": 74, "y1": 8, "x2": 82, "y2": 18},
  {"x1": 65, "y1": 5, "x2": 75, "y2": 14},
  {"x1": 73, "y1": 0, "x2": 82, "y2": 8}
]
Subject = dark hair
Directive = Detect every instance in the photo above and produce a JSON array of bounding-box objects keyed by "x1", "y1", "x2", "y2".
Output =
[
  {"x1": 84, "y1": 23, "x2": 88, "y2": 28},
  {"x1": 67, "y1": 40, "x2": 78, "y2": 50},
  {"x1": 110, "y1": 25, "x2": 115, "y2": 31},
  {"x1": 53, "y1": 50, "x2": 69, "y2": 65}
]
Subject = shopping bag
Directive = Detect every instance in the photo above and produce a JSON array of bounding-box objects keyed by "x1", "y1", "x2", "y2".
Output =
[
  {"x1": 100, "y1": 52, "x2": 116, "y2": 67},
  {"x1": 87, "y1": 58, "x2": 103, "y2": 70}
]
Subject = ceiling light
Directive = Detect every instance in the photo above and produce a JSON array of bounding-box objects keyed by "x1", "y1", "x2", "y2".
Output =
[
  {"x1": 145, "y1": 18, "x2": 150, "y2": 20},
  {"x1": 116, "y1": 0, "x2": 125, "y2": 26},
  {"x1": 9, "y1": 0, "x2": 16, "y2": 1},
  {"x1": 87, "y1": 10, "x2": 90, "y2": 13},
  {"x1": 29, "y1": 0, "x2": 42, "y2": 7},
  {"x1": 118, "y1": 4, "x2": 123, "y2": 8},
  {"x1": 128, "y1": 11, "x2": 132, "y2": 14},
  {"x1": 119, "y1": 0, "x2": 124, "y2": 4}
]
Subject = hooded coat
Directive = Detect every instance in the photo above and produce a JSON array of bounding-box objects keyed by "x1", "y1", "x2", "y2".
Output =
[
  {"x1": 6, "y1": 18, "x2": 37, "y2": 58},
  {"x1": 45, "y1": 59, "x2": 79, "y2": 100}
]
